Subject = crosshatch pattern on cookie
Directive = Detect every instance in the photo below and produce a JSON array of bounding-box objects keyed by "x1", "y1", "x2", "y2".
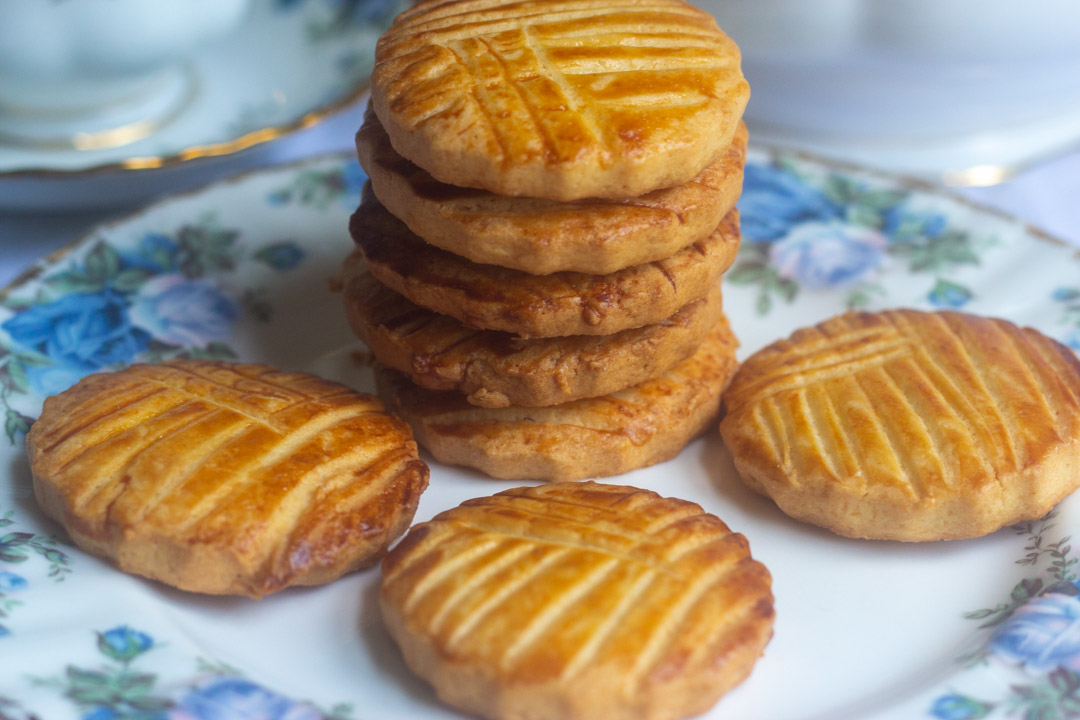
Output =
[
  {"x1": 29, "y1": 361, "x2": 429, "y2": 597},
  {"x1": 721, "y1": 310, "x2": 1080, "y2": 541},
  {"x1": 372, "y1": 0, "x2": 749, "y2": 200},
  {"x1": 381, "y1": 482, "x2": 773, "y2": 719}
]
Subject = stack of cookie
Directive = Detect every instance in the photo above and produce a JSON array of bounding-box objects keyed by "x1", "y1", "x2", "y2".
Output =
[{"x1": 343, "y1": 0, "x2": 750, "y2": 481}]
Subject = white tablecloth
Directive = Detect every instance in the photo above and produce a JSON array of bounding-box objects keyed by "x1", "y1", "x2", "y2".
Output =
[{"x1": 2, "y1": 102, "x2": 1078, "y2": 288}]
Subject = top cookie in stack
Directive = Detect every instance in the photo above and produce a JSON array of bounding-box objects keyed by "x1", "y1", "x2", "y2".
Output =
[
  {"x1": 346, "y1": 0, "x2": 750, "y2": 481},
  {"x1": 368, "y1": 0, "x2": 748, "y2": 202}
]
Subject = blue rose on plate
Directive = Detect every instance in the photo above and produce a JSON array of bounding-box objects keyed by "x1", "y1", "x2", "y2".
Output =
[
  {"x1": 254, "y1": 243, "x2": 305, "y2": 272},
  {"x1": 129, "y1": 275, "x2": 237, "y2": 347},
  {"x1": 1064, "y1": 330, "x2": 1080, "y2": 351},
  {"x1": 171, "y1": 677, "x2": 320, "y2": 720},
  {"x1": 739, "y1": 163, "x2": 842, "y2": 243},
  {"x1": 882, "y1": 207, "x2": 946, "y2": 241},
  {"x1": 989, "y1": 593, "x2": 1080, "y2": 672},
  {"x1": 1051, "y1": 287, "x2": 1079, "y2": 303},
  {"x1": 2, "y1": 290, "x2": 150, "y2": 394},
  {"x1": 82, "y1": 708, "x2": 120, "y2": 720},
  {"x1": 97, "y1": 625, "x2": 154, "y2": 663},
  {"x1": 929, "y1": 693, "x2": 992, "y2": 720},
  {"x1": 342, "y1": 161, "x2": 367, "y2": 198},
  {"x1": 0, "y1": 571, "x2": 27, "y2": 592},
  {"x1": 331, "y1": 0, "x2": 402, "y2": 25},
  {"x1": 24, "y1": 365, "x2": 91, "y2": 398},
  {"x1": 928, "y1": 280, "x2": 973, "y2": 309},
  {"x1": 121, "y1": 233, "x2": 179, "y2": 274},
  {"x1": 769, "y1": 221, "x2": 887, "y2": 290}
]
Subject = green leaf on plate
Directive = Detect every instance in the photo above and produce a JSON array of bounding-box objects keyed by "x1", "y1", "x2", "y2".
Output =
[
  {"x1": 44, "y1": 271, "x2": 104, "y2": 295},
  {"x1": 5, "y1": 409, "x2": 31, "y2": 444},
  {"x1": 111, "y1": 268, "x2": 153, "y2": 294},
  {"x1": 0, "y1": 532, "x2": 33, "y2": 547},
  {"x1": 84, "y1": 242, "x2": 122, "y2": 284},
  {"x1": 726, "y1": 264, "x2": 768, "y2": 284},
  {"x1": 6, "y1": 360, "x2": 29, "y2": 395}
]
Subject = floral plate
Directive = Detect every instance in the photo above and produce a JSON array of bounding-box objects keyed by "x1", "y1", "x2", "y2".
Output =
[
  {"x1": 1, "y1": 149, "x2": 1079, "y2": 720},
  {"x1": 0, "y1": 0, "x2": 400, "y2": 210}
]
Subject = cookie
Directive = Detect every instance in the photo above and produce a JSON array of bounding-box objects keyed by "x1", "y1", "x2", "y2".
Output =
[
  {"x1": 370, "y1": 0, "x2": 749, "y2": 200},
  {"x1": 350, "y1": 192, "x2": 740, "y2": 338},
  {"x1": 380, "y1": 482, "x2": 774, "y2": 720},
  {"x1": 28, "y1": 360, "x2": 429, "y2": 597},
  {"x1": 356, "y1": 106, "x2": 747, "y2": 274},
  {"x1": 345, "y1": 263, "x2": 723, "y2": 408},
  {"x1": 375, "y1": 314, "x2": 739, "y2": 480},
  {"x1": 720, "y1": 310, "x2": 1080, "y2": 541}
]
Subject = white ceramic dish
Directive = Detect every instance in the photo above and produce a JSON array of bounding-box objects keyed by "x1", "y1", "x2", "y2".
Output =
[
  {"x1": 0, "y1": 0, "x2": 251, "y2": 140},
  {"x1": 1, "y1": 151, "x2": 1079, "y2": 720},
  {"x1": 702, "y1": 0, "x2": 1080, "y2": 183},
  {"x1": 0, "y1": 0, "x2": 397, "y2": 211}
]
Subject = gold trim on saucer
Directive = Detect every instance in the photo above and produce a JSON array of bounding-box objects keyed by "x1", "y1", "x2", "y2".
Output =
[
  {"x1": 0, "y1": 66, "x2": 200, "y2": 153},
  {"x1": 0, "y1": 78, "x2": 370, "y2": 179}
]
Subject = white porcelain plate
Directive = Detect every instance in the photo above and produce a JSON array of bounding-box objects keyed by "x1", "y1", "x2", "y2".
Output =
[
  {"x1": 1, "y1": 150, "x2": 1079, "y2": 720},
  {"x1": 0, "y1": 0, "x2": 397, "y2": 210}
]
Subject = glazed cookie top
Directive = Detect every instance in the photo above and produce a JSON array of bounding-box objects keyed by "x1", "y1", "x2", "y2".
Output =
[
  {"x1": 720, "y1": 310, "x2": 1080, "y2": 541},
  {"x1": 380, "y1": 481, "x2": 773, "y2": 720},
  {"x1": 28, "y1": 360, "x2": 429, "y2": 597},
  {"x1": 371, "y1": 0, "x2": 749, "y2": 200}
]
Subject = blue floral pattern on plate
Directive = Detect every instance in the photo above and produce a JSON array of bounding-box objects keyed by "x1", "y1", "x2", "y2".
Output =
[
  {"x1": 929, "y1": 513, "x2": 1080, "y2": 719},
  {"x1": 0, "y1": 219, "x2": 311, "y2": 444},
  {"x1": 0, "y1": 152, "x2": 1078, "y2": 720},
  {"x1": 29, "y1": 625, "x2": 344, "y2": 720},
  {"x1": 732, "y1": 156, "x2": 989, "y2": 314}
]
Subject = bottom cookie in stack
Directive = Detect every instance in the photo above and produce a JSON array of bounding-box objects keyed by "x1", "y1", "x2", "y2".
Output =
[{"x1": 375, "y1": 315, "x2": 739, "y2": 481}]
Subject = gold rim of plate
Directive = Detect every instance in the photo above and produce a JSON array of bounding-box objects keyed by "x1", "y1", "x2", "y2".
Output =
[{"x1": 0, "y1": 78, "x2": 370, "y2": 179}]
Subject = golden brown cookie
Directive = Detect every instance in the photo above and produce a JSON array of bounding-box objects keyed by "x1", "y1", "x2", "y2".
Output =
[
  {"x1": 350, "y1": 192, "x2": 740, "y2": 338},
  {"x1": 28, "y1": 360, "x2": 429, "y2": 597},
  {"x1": 345, "y1": 263, "x2": 724, "y2": 408},
  {"x1": 720, "y1": 310, "x2": 1080, "y2": 541},
  {"x1": 371, "y1": 0, "x2": 749, "y2": 201},
  {"x1": 380, "y1": 482, "x2": 774, "y2": 720},
  {"x1": 356, "y1": 106, "x2": 747, "y2": 274},
  {"x1": 376, "y1": 315, "x2": 739, "y2": 480}
]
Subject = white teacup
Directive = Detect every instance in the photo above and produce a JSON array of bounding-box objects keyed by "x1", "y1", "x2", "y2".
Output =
[
  {"x1": 0, "y1": 0, "x2": 250, "y2": 149},
  {"x1": 699, "y1": 0, "x2": 1080, "y2": 178}
]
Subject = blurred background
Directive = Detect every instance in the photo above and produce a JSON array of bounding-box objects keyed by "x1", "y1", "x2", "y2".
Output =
[{"x1": 2, "y1": 0, "x2": 1078, "y2": 288}]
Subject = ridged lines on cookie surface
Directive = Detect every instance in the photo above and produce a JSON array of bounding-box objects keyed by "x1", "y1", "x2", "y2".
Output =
[
  {"x1": 723, "y1": 311, "x2": 1080, "y2": 505},
  {"x1": 30, "y1": 361, "x2": 427, "y2": 594},
  {"x1": 373, "y1": 0, "x2": 747, "y2": 199},
  {"x1": 36, "y1": 363, "x2": 390, "y2": 519},
  {"x1": 383, "y1": 483, "x2": 773, "y2": 686}
]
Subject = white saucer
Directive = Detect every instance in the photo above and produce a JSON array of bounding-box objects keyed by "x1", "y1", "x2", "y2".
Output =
[
  {"x1": 0, "y1": 0, "x2": 396, "y2": 210},
  {"x1": 746, "y1": 102, "x2": 1080, "y2": 188}
]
